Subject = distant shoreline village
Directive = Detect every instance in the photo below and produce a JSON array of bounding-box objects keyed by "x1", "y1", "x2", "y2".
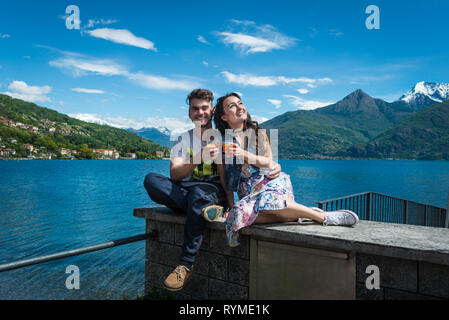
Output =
[{"x1": 0, "y1": 118, "x2": 167, "y2": 160}]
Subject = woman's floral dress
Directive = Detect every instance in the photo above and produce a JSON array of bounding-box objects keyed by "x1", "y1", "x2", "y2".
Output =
[{"x1": 224, "y1": 164, "x2": 295, "y2": 247}]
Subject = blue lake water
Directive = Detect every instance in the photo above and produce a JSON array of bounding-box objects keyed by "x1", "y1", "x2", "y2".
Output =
[{"x1": 1, "y1": 159, "x2": 449, "y2": 299}]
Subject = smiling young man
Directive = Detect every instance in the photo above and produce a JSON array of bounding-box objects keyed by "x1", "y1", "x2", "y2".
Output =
[
  {"x1": 143, "y1": 88, "x2": 281, "y2": 291},
  {"x1": 143, "y1": 89, "x2": 227, "y2": 291}
]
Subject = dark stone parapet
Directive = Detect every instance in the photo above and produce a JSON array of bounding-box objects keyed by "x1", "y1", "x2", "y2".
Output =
[{"x1": 134, "y1": 206, "x2": 449, "y2": 300}]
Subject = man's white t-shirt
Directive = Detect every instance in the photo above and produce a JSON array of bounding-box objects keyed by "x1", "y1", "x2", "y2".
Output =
[{"x1": 171, "y1": 129, "x2": 219, "y2": 182}]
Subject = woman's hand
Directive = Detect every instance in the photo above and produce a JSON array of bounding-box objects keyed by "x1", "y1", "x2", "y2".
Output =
[
  {"x1": 229, "y1": 144, "x2": 245, "y2": 158},
  {"x1": 266, "y1": 162, "x2": 281, "y2": 179},
  {"x1": 223, "y1": 209, "x2": 231, "y2": 219},
  {"x1": 226, "y1": 142, "x2": 273, "y2": 169}
]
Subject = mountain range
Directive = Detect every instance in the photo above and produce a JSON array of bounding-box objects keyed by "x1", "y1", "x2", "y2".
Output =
[
  {"x1": 125, "y1": 127, "x2": 172, "y2": 147},
  {"x1": 2, "y1": 81, "x2": 448, "y2": 160},
  {"x1": 261, "y1": 81, "x2": 449, "y2": 159},
  {"x1": 125, "y1": 82, "x2": 448, "y2": 159},
  {"x1": 262, "y1": 89, "x2": 412, "y2": 158}
]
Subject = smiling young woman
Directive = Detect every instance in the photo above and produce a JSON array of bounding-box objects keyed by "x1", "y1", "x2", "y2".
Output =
[{"x1": 213, "y1": 92, "x2": 359, "y2": 247}]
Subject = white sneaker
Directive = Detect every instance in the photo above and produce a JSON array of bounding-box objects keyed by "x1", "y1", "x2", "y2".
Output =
[{"x1": 323, "y1": 210, "x2": 359, "y2": 226}]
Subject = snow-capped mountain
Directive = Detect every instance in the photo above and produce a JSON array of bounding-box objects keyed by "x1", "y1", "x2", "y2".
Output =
[
  {"x1": 399, "y1": 81, "x2": 449, "y2": 110},
  {"x1": 156, "y1": 126, "x2": 171, "y2": 136},
  {"x1": 126, "y1": 127, "x2": 172, "y2": 147}
]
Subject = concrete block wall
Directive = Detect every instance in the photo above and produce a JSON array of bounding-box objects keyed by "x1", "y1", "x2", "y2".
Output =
[
  {"x1": 356, "y1": 253, "x2": 449, "y2": 300},
  {"x1": 136, "y1": 207, "x2": 449, "y2": 300},
  {"x1": 145, "y1": 220, "x2": 250, "y2": 300}
]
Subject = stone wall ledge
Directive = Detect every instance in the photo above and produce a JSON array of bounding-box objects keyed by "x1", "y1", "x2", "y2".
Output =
[{"x1": 134, "y1": 206, "x2": 449, "y2": 266}]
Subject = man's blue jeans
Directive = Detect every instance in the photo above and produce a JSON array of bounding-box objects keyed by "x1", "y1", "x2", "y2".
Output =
[{"x1": 143, "y1": 172, "x2": 227, "y2": 266}]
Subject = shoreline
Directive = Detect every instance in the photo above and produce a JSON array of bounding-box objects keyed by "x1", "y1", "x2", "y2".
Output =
[
  {"x1": 1, "y1": 158, "x2": 447, "y2": 162},
  {"x1": 0, "y1": 158, "x2": 171, "y2": 161}
]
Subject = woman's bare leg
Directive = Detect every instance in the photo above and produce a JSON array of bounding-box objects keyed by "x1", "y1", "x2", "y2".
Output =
[{"x1": 254, "y1": 199, "x2": 326, "y2": 224}]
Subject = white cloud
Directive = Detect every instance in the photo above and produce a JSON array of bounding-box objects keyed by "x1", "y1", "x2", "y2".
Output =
[
  {"x1": 202, "y1": 61, "x2": 209, "y2": 67},
  {"x1": 197, "y1": 35, "x2": 209, "y2": 44},
  {"x1": 221, "y1": 71, "x2": 332, "y2": 87},
  {"x1": 87, "y1": 28, "x2": 157, "y2": 51},
  {"x1": 221, "y1": 72, "x2": 277, "y2": 86},
  {"x1": 217, "y1": 32, "x2": 282, "y2": 54},
  {"x1": 216, "y1": 20, "x2": 297, "y2": 55},
  {"x1": 2, "y1": 81, "x2": 51, "y2": 103},
  {"x1": 297, "y1": 88, "x2": 309, "y2": 94},
  {"x1": 35, "y1": 44, "x2": 86, "y2": 58},
  {"x1": 49, "y1": 57, "x2": 127, "y2": 77},
  {"x1": 68, "y1": 113, "x2": 194, "y2": 137},
  {"x1": 68, "y1": 113, "x2": 111, "y2": 126},
  {"x1": 50, "y1": 55, "x2": 199, "y2": 91},
  {"x1": 251, "y1": 115, "x2": 269, "y2": 124},
  {"x1": 283, "y1": 95, "x2": 333, "y2": 110},
  {"x1": 72, "y1": 88, "x2": 105, "y2": 94},
  {"x1": 267, "y1": 99, "x2": 282, "y2": 109},
  {"x1": 127, "y1": 72, "x2": 199, "y2": 91}
]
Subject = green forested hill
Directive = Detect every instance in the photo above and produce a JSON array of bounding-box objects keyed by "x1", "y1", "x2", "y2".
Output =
[
  {"x1": 261, "y1": 109, "x2": 369, "y2": 157},
  {"x1": 0, "y1": 94, "x2": 169, "y2": 159},
  {"x1": 346, "y1": 99, "x2": 449, "y2": 160},
  {"x1": 262, "y1": 90, "x2": 416, "y2": 158}
]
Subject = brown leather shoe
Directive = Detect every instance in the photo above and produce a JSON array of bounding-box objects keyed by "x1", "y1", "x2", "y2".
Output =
[{"x1": 163, "y1": 265, "x2": 193, "y2": 291}]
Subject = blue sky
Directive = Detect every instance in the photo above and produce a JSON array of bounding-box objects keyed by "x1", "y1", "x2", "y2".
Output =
[{"x1": 1, "y1": 0, "x2": 448, "y2": 133}]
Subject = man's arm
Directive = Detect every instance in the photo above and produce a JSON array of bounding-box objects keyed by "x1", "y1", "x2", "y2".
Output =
[
  {"x1": 169, "y1": 132, "x2": 198, "y2": 182},
  {"x1": 170, "y1": 156, "x2": 197, "y2": 182}
]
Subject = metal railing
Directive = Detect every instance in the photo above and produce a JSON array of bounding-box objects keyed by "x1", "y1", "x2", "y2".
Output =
[
  {"x1": 0, "y1": 232, "x2": 156, "y2": 273},
  {"x1": 317, "y1": 191, "x2": 448, "y2": 228}
]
